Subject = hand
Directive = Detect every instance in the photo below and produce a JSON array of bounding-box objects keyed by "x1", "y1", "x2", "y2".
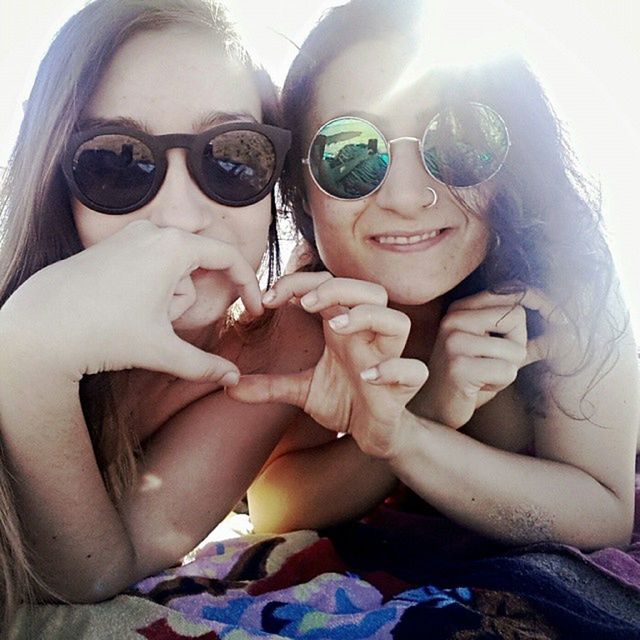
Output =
[
  {"x1": 411, "y1": 289, "x2": 564, "y2": 428},
  {"x1": 228, "y1": 273, "x2": 428, "y2": 458},
  {"x1": 1, "y1": 220, "x2": 263, "y2": 383}
]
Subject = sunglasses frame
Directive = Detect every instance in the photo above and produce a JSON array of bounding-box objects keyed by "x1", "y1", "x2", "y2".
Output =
[
  {"x1": 62, "y1": 121, "x2": 291, "y2": 214},
  {"x1": 302, "y1": 102, "x2": 510, "y2": 201}
]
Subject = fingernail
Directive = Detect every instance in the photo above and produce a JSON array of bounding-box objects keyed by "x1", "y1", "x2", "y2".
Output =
[
  {"x1": 220, "y1": 371, "x2": 240, "y2": 386},
  {"x1": 300, "y1": 292, "x2": 318, "y2": 310},
  {"x1": 360, "y1": 367, "x2": 380, "y2": 382},
  {"x1": 262, "y1": 290, "x2": 276, "y2": 305},
  {"x1": 328, "y1": 314, "x2": 349, "y2": 330}
]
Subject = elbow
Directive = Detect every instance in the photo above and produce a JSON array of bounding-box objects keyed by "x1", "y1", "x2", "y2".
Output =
[
  {"x1": 249, "y1": 503, "x2": 296, "y2": 535},
  {"x1": 576, "y1": 495, "x2": 634, "y2": 552},
  {"x1": 248, "y1": 486, "x2": 300, "y2": 534},
  {"x1": 43, "y1": 551, "x2": 139, "y2": 605},
  {"x1": 592, "y1": 513, "x2": 633, "y2": 551}
]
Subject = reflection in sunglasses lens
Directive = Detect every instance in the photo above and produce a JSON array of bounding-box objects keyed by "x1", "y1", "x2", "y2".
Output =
[
  {"x1": 310, "y1": 118, "x2": 389, "y2": 198},
  {"x1": 422, "y1": 103, "x2": 509, "y2": 187},
  {"x1": 202, "y1": 130, "x2": 276, "y2": 203},
  {"x1": 73, "y1": 134, "x2": 156, "y2": 209}
]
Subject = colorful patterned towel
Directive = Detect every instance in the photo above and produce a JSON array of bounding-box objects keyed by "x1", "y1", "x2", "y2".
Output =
[{"x1": 8, "y1": 465, "x2": 640, "y2": 639}]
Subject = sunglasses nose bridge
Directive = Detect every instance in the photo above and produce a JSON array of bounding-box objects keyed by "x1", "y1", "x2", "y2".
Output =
[
  {"x1": 387, "y1": 136, "x2": 425, "y2": 172},
  {"x1": 385, "y1": 135, "x2": 430, "y2": 179},
  {"x1": 387, "y1": 136, "x2": 421, "y2": 146},
  {"x1": 374, "y1": 135, "x2": 439, "y2": 214},
  {"x1": 149, "y1": 138, "x2": 211, "y2": 233}
]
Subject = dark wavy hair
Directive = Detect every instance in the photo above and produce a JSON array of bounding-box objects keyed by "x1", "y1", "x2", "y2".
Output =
[
  {"x1": 0, "y1": 0, "x2": 282, "y2": 625},
  {"x1": 280, "y1": 0, "x2": 625, "y2": 418}
]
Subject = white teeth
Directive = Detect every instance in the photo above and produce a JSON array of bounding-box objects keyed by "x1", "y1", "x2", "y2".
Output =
[{"x1": 376, "y1": 229, "x2": 441, "y2": 245}]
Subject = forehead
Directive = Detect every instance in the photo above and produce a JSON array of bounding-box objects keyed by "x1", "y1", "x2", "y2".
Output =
[
  {"x1": 85, "y1": 27, "x2": 262, "y2": 132},
  {"x1": 310, "y1": 36, "x2": 442, "y2": 133}
]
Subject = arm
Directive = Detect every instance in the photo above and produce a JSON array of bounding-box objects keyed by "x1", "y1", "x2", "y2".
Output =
[
  {"x1": 233, "y1": 273, "x2": 425, "y2": 533},
  {"x1": 398, "y1": 291, "x2": 638, "y2": 547},
  {"x1": 388, "y1": 332, "x2": 638, "y2": 549},
  {"x1": 0, "y1": 220, "x2": 264, "y2": 602},
  {"x1": 248, "y1": 413, "x2": 397, "y2": 533},
  {"x1": 235, "y1": 281, "x2": 639, "y2": 548}
]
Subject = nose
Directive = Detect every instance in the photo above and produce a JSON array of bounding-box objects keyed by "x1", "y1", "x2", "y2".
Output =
[
  {"x1": 374, "y1": 138, "x2": 439, "y2": 216},
  {"x1": 146, "y1": 149, "x2": 209, "y2": 233}
]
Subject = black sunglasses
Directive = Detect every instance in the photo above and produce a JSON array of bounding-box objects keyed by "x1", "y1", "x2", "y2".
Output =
[
  {"x1": 303, "y1": 102, "x2": 509, "y2": 200},
  {"x1": 62, "y1": 122, "x2": 291, "y2": 214}
]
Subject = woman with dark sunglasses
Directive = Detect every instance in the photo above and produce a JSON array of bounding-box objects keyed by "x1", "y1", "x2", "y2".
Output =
[
  {"x1": 231, "y1": 0, "x2": 640, "y2": 552},
  {"x1": 0, "y1": 0, "x2": 317, "y2": 625}
]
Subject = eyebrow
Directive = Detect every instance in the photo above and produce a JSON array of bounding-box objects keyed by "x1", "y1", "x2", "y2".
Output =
[
  {"x1": 194, "y1": 111, "x2": 258, "y2": 131},
  {"x1": 76, "y1": 115, "x2": 148, "y2": 131},
  {"x1": 76, "y1": 111, "x2": 259, "y2": 133}
]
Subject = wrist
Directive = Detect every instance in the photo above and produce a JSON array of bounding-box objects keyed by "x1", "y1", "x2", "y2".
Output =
[
  {"x1": 409, "y1": 385, "x2": 472, "y2": 429},
  {"x1": 0, "y1": 303, "x2": 85, "y2": 383},
  {"x1": 384, "y1": 409, "x2": 422, "y2": 465}
]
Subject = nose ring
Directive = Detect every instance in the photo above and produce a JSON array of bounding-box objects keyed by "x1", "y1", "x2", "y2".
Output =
[{"x1": 424, "y1": 187, "x2": 438, "y2": 209}]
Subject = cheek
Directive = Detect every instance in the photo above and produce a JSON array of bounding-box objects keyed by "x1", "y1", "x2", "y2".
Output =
[
  {"x1": 72, "y1": 201, "x2": 137, "y2": 248},
  {"x1": 465, "y1": 217, "x2": 492, "y2": 271},
  {"x1": 234, "y1": 200, "x2": 273, "y2": 266},
  {"x1": 306, "y1": 191, "x2": 364, "y2": 267}
]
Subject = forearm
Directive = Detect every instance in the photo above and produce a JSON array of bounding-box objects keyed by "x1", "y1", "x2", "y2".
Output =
[
  {"x1": 120, "y1": 398, "x2": 299, "y2": 572},
  {"x1": 389, "y1": 411, "x2": 634, "y2": 549},
  {"x1": 249, "y1": 435, "x2": 397, "y2": 533},
  {"x1": 0, "y1": 343, "x2": 138, "y2": 602}
]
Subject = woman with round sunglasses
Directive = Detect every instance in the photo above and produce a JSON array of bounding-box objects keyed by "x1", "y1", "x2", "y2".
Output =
[
  {"x1": 0, "y1": 0, "x2": 317, "y2": 623},
  {"x1": 231, "y1": 0, "x2": 639, "y2": 550}
]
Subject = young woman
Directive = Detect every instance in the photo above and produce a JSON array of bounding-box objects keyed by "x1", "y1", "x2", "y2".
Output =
[
  {"x1": 231, "y1": 0, "x2": 640, "y2": 552},
  {"x1": 0, "y1": 0, "x2": 317, "y2": 624}
]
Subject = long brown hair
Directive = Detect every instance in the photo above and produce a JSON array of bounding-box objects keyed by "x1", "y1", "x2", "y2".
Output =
[
  {"x1": 0, "y1": 0, "x2": 281, "y2": 625},
  {"x1": 280, "y1": 0, "x2": 626, "y2": 417}
]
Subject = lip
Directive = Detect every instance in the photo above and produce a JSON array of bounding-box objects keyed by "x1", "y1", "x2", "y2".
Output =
[
  {"x1": 369, "y1": 227, "x2": 451, "y2": 252},
  {"x1": 190, "y1": 268, "x2": 210, "y2": 279}
]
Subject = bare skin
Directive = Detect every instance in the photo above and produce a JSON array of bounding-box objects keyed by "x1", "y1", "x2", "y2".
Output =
[
  {"x1": 0, "y1": 27, "x2": 318, "y2": 603},
  {"x1": 231, "y1": 273, "x2": 638, "y2": 549},
  {"x1": 229, "y1": 35, "x2": 640, "y2": 548}
]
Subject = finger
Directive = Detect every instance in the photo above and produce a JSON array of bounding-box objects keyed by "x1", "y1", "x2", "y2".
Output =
[
  {"x1": 442, "y1": 306, "x2": 527, "y2": 344},
  {"x1": 328, "y1": 304, "x2": 411, "y2": 354},
  {"x1": 450, "y1": 356, "x2": 519, "y2": 391},
  {"x1": 444, "y1": 331, "x2": 527, "y2": 364},
  {"x1": 227, "y1": 370, "x2": 312, "y2": 408},
  {"x1": 299, "y1": 278, "x2": 388, "y2": 313},
  {"x1": 450, "y1": 288, "x2": 567, "y2": 325},
  {"x1": 361, "y1": 358, "x2": 429, "y2": 388},
  {"x1": 185, "y1": 234, "x2": 263, "y2": 316},
  {"x1": 149, "y1": 333, "x2": 240, "y2": 383},
  {"x1": 261, "y1": 272, "x2": 334, "y2": 307},
  {"x1": 169, "y1": 276, "x2": 197, "y2": 321}
]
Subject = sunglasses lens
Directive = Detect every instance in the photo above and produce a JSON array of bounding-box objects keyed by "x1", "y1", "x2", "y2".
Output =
[
  {"x1": 422, "y1": 103, "x2": 509, "y2": 187},
  {"x1": 72, "y1": 134, "x2": 155, "y2": 211},
  {"x1": 201, "y1": 130, "x2": 276, "y2": 204},
  {"x1": 308, "y1": 118, "x2": 388, "y2": 199}
]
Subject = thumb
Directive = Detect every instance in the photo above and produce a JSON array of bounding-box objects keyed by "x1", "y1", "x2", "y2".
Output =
[
  {"x1": 151, "y1": 333, "x2": 240, "y2": 383},
  {"x1": 227, "y1": 370, "x2": 313, "y2": 407}
]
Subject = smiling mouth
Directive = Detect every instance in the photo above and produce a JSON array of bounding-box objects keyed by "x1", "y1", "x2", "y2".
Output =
[{"x1": 373, "y1": 228, "x2": 446, "y2": 246}]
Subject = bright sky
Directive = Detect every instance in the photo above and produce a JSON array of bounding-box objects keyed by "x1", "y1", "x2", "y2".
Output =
[{"x1": 1, "y1": 0, "x2": 639, "y2": 331}]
